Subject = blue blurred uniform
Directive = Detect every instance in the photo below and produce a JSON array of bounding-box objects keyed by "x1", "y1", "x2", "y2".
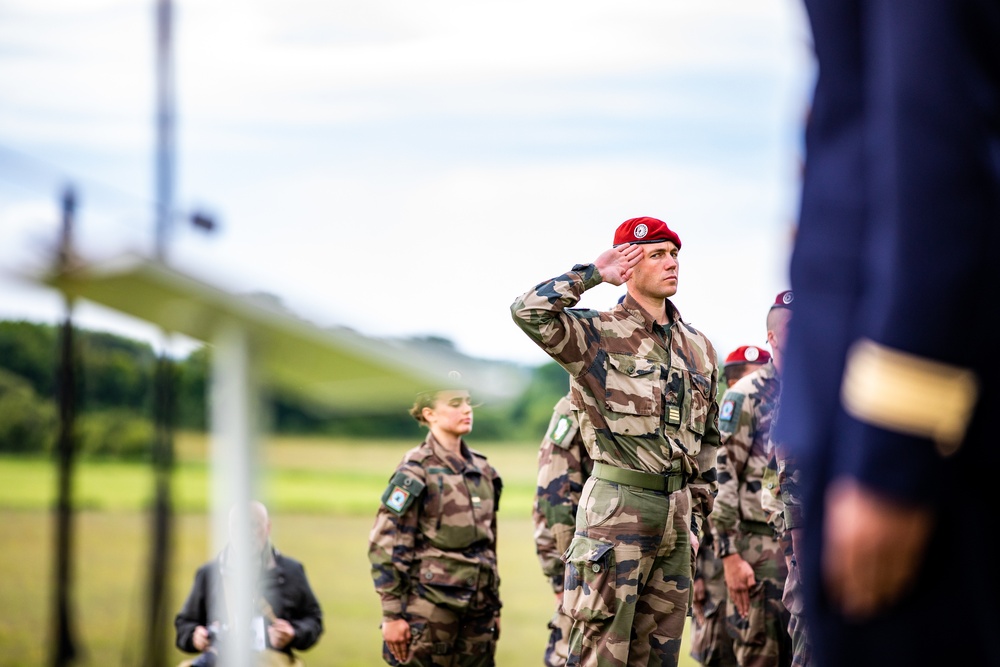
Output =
[{"x1": 774, "y1": 0, "x2": 1000, "y2": 665}]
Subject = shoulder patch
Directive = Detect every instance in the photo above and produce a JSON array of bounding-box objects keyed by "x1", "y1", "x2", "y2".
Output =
[
  {"x1": 380, "y1": 470, "x2": 426, "y2": 515},
  {"x1": 719, "y1": 393, "x2": 745, "y2": 434},
  {"x1": 548, "y1": 414, "x2": 574, "y2": 446}
]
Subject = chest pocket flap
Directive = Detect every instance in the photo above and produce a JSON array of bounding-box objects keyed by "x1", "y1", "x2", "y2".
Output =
[{"x1": 605, "y1": 353, "x2": 658, "y2": 416}]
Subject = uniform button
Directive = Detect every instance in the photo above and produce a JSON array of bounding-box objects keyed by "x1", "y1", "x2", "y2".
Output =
[
  {"x1": 592, "y1": 563, "x2": 601, "y2": 573},
  {"x1": 424, "y1": 572, "x2": 433, "y2": 580},
  {"x1": 467, "y1": 577, "x2": 475, "y2": 585}
]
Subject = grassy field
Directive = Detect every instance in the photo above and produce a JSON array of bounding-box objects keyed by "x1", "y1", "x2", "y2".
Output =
[{"x1": 0, "y1": 433, "x2": 697, "y2": 666}]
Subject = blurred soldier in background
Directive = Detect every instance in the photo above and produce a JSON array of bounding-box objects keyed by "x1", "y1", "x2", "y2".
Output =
[
  {"x1": 690, "y1": 344, "x2": 770, "y2": 667},
  {"x1": 762, "y1": 409, "x2": 810, "y2": 667},
  {"x1": 368, "y1": 384, "x2": 502, "y2": 667},
  {"x1": 532, "y1": 390, "x2": 594, "y2": 667},
  {"x1": 512, "y1": 215, "x2": 721, "y2": 667},
  {"x1": 773, "y1": 2, "x2": 1000, "y2": 665},
  {"x1": 710, "y1": 292, "x2": 794, "y2": 667},
  {"x1": 721, "y1": 346, "x2": 772, "y2": 389}
]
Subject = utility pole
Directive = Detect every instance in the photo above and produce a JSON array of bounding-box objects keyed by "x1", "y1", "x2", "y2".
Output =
[
  {"x1": 155, "y1": 0, "x2": 175, "y2": 262},
  {"x1": 143, "y1": 2, "x2": 176, "y2": 665},
  {"x1": 51, "y1": 186, "x2": 80, "y2": 667}
]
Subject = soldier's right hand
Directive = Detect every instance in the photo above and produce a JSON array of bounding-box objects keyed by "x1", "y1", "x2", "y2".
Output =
[
  {"x1": 691, "y1": 578, "x2": 707, "y2": 624},
  {"x1": 594, "y1": 244, "x2": 642, "y2": 286},
  {"x1": 383, "y1": 618, "x2": 411, "y2": 663},
  {"x1": 722, "y1": 553, "x2": 755, "y2": 618}
]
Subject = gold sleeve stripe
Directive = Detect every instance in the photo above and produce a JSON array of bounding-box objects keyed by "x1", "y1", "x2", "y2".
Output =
[{"x1": 841, "y1": 338, "x2": 979, "y2": 456}]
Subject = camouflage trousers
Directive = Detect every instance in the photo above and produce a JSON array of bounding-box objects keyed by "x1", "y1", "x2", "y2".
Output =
[
  {"x1": 562, "y1": 477, "x2": 693, "y2": 667},
  {"x1": 689, "y1": 547, "x2": 737, "y2": 666},
  {"x1": 544, "y1": 602, "x2": 574, "y2": 667},
  {"x1": 782, "y1": 557, "x2": 811, "y2": 667},
  {"x1": 689, "y1": 604, "x2": 737, "y2": 667},
  {"x1": 381, "y1": 590, "x2": 499, "y2": 667},
  {"x1": 723, "y1": 531, "x2": 791, "y2": 667}
]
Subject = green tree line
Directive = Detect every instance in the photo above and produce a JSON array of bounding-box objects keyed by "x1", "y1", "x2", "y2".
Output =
[{"x1": 0, "y1": 319, "x2": 568, "y2": 459}]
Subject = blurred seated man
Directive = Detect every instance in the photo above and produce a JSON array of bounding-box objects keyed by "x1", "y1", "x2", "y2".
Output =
[{"x1": 175, "y1": 500, "x2": 324, "y2": 667}]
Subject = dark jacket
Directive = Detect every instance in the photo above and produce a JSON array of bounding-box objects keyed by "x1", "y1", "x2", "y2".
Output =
[{"x1": 174, "y1": 546, "x2": 323, "y2": 658}]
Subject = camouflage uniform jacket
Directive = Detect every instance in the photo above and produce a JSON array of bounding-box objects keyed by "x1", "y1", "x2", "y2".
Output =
[
  {"x1": 368, "y1": 434, "x2": 502, "y2": 619},
  {"x1": 532, "y1": 393, "x2": 594, "y2": 594},
  {"x1": 711, "y1": 361, "x2": 781, "y2": 558},
  {"x1": 511, "y1": 264, "x2": 721, "y2": 535}
]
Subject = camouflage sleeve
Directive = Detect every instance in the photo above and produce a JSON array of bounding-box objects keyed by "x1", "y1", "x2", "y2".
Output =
[
  {"x1": 533, "y1": 400, "x2": 589, "y2": 593},
  {"x1": 761, "y1": 443, "x2": 786, "y2": 534},
  {"x1": 509, "y1": 264, "x2": 605, "y2": 377},
  {"x1": 777, "y1": 449, "x2": 805, "y2": 531},
  {"x1": 710, "y1": 387, "x2": 752, "y2": 558},
  {"x1": 490, "y1": 464, "x2": 503, "y2": 606},
  {"x1": 367, "y1": 461, "x2": 426, "y2": 619},
  {"x1": 532, "y1": 507, "x2": 562, "y2": 592},
  {"x1": 689, "y1": 374, "x2": 721, "y2": 539}
]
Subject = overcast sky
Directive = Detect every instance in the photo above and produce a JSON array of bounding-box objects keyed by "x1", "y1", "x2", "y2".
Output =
[{"x1": 0, "y1": 0, "x2": 815, "y2": 368}]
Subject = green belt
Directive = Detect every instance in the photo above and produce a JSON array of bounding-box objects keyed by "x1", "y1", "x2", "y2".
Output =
[
  {"x1": 740, "y1": 520, "x2": 777, "y2": 537},
  {"x1": 591, "y1": 461, "x2": 686, "y2": 493}
]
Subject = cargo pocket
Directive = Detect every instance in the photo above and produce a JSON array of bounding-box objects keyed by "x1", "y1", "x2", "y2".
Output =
[
  {"x1": 415, "y1": 557, "x2": 479, "y2": 612},
  {"x1": 579, "y1": 477, "x2": 621, "y2": 529},
  {"x1": 562, "y1": 537, "x2": 616, "y2": 623},
  {"x1": 604, "y1": 354, "x2": 660, "y2": 436},
  {"x1": 733, "y1": 581, "x2": 768, "y2": 647}
]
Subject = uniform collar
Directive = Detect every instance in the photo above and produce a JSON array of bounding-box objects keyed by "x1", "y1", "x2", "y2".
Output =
[
  {"x1": 617, "y1": 293, "x2": 682, "y2": 335},
  {"x1": 425, "y1": 432, "x2": 472, "y2": 473}
]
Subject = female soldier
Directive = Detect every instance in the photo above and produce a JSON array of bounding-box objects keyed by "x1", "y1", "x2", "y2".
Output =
[{"x1": 368, "y1": 385, "x2": 502, "y2": 666}]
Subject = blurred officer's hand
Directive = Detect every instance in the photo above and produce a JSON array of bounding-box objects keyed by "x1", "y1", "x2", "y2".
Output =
[{"x1": 823, "y1": 477, "x2": 933, "y2": 619}]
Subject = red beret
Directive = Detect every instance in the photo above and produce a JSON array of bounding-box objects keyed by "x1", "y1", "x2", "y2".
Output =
[
  {"x1": 613, "y1": 216, "x2": 681, "y2": 248},
  {"x1": 771, "y1": 290, "x2": 794, "y2": 310},
  {"x1": 724, "y1": 345, "x2": 772, "y2": 367}
]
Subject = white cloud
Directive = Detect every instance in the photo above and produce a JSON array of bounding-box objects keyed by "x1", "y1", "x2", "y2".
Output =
[{"x1": 0, "y1": 0, "x2": 814, "y2": 367}]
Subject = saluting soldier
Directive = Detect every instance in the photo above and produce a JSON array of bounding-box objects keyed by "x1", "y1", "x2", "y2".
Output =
[
  {"x1": 532, "y1": 391, "x2": 594, "y2": 667},
  {"x1": 710, "y1": 293, "x2": 794, "y2": 667},
  {"x1": 511, "y1": 216, "x2": 722, "y2": 667},
  {"x1": 368, "y1": 383, "x2": 502, "y2": 666}
]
